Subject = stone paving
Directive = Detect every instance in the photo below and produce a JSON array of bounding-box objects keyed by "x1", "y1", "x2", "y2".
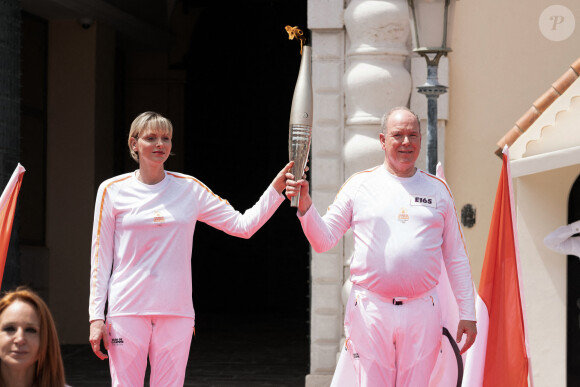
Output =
[{"x1": 62, "y1": 312, "x2": 309, "y2": 387}]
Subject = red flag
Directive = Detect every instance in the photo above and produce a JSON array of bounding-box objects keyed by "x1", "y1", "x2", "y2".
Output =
[
  {"x1": 0, "y1": 164, "x2": 25, "y2": 287},
  {"x1": 463, "y1": 147, "x2": 532, "y2": 386}
]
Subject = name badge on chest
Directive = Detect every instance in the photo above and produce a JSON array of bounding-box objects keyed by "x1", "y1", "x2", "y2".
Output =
[{"x1": 410, "y1": 195, "x2": 437, "y2": 208}]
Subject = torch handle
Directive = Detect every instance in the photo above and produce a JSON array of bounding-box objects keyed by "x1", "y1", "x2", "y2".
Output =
[
  {"x1": 290, "y1": 190, "x2": 301, "y2": 208},
  {"x1": 289, "y1": 124, "x2": 311, "y2": 208}
]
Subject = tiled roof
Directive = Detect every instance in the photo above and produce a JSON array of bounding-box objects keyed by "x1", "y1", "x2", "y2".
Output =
[{"x1": 495, "y1": 57, "x2": 580, "y2": 157}]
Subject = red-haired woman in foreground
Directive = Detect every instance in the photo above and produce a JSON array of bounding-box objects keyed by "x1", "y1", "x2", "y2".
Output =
[{"x1": 0, "y1": 287, "x2": 67, "y2": 387}]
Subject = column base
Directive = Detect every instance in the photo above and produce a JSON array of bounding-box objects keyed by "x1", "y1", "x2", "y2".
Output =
[{"x1": 305, "y1": 374, "x2": 334, "y2": 387}]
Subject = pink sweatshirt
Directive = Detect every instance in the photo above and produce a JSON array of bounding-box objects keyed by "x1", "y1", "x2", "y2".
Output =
[
  {"x1": 89, "y1": 170, "x2": 283, "y2": 322},
  {"x1": 299, "y1": 166, "x2": 475, "y2": 320}
]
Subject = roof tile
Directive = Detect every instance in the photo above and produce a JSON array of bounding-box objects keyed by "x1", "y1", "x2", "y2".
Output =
[
  {"x1": 571, "y1": 57, "x2": 580, "y2": 75},
  {"x1": 552, "y1": 68, "x2": 578, "y2": 94},
  {"x1": 495, "y1": 57, "x2": 580, "y2": 156},
  {"x1": 515, "y1": 107, "x2": 540, "y2": 131},
  {"x1": 495, "y1": 125, "x2": 524, "y2": 157},
  {"x1": 533, "y1": 88, "x2": 560, "y2": 113}
]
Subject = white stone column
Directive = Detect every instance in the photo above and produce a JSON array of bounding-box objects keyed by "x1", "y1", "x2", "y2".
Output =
[
  {"x1": 307, "y1": 1, "x2": 411, "y2": 385},
  {"x1": 344, "y1": 0, "x2": 411, "y2": 177},
  {"x1": 307, "y1": 1, "x2": 347, "y2": 386},
  {"x1": 341, "y1": 0, "x2": 411, "y2": 358}
]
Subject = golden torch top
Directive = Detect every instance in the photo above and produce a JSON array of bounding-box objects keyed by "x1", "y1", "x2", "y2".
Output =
[{"x1": 285, "y1": 25, "x2": 307, "y2": 55}]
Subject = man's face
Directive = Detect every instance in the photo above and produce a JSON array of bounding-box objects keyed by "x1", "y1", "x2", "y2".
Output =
[{"x1": 379, "y1": 110, "x2": 421, "y2": 177}]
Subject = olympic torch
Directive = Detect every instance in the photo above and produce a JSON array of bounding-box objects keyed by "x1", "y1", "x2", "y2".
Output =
[{"x1": 286, "y1": 26, "x2": 312, "y2": 207}]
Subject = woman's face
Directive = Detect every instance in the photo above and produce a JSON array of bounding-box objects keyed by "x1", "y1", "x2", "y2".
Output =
[
  {"x1": 0, "y1": 301, "x2": 40, "y2": 371},
  {"x1": 132, "y1": 128, "x2": 172, "y2": 167}
]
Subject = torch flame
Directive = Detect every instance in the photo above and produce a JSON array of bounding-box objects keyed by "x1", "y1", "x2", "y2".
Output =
[{"x1": 285, "y1": 25, "x2": 306, "y2": 55}]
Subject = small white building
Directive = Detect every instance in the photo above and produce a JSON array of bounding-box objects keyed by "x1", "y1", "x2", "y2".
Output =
[{"x1": 500, "y1": 63, "x2": 580, "y2": 387}]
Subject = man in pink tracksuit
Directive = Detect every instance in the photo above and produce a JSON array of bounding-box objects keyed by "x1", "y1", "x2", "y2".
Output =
[{"x1": 286, "y1": 107, "x2": 477, "y2": 386}]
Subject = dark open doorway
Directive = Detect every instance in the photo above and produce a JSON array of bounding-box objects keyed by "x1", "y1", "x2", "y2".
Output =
[
  {"x1": 567, "y1": 175, "x2": 580, "y2": 386},
  {"x1": 183, "y1": 1, "x2": 310, "y2": 383}
]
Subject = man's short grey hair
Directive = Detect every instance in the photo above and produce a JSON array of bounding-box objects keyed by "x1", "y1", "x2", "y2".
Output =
[{"x1": 380, "y1": 106, "x2": 420, "y2": 134}]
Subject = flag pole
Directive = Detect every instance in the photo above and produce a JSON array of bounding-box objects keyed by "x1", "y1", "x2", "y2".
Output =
[{"x1": 0, "y1": 163, "x2": 26, "y2": 288}]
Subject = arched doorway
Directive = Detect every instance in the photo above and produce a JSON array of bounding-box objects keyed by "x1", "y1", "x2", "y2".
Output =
[{"x1": 567, "y1": 175, "x2": 580, "y2": 386}]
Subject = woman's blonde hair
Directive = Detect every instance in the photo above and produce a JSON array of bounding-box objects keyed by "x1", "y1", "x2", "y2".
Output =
[
  {"x1": 0, "y1": 287, "x2": 66, "y2": 387},
  {"x1": 128, "y1": 111, "x2": 174, "y2": 162}
]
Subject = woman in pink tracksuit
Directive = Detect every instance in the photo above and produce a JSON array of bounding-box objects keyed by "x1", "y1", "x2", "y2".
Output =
[{"x1": 88, "y1": 111, "x2": 291, "y2": 386}]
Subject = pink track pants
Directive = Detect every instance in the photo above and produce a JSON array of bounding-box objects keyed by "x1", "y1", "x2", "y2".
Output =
[
  {"x1": 332, "y1": 284, "x2": 442, "y2": 387},
  {"x1": 106, "y1": 315, "x2": 195, "y2": 387}
]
